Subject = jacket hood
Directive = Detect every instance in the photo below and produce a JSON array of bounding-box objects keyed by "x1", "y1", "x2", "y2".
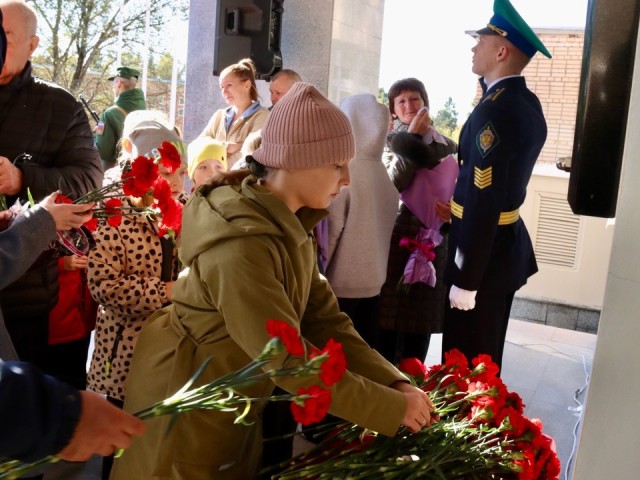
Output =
[
  {"x1": 115, "y1": 88, "x2": 146, "y2": 112},
  {"x1": 339, "y1": 94, "x2": 389, "y2": 161},
  {"x1": 180, "y1": 175, "x2": 327, "y2": 266}
]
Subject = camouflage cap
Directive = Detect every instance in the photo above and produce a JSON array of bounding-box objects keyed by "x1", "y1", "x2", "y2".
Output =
[{"x1": 108, "y1": 66, "x2": 141, "y2": 81}]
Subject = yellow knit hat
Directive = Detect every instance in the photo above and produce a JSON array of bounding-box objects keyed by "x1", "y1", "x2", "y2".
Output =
[{"x1": 187, "y1": 137, "x2": 227, "y2": 179}]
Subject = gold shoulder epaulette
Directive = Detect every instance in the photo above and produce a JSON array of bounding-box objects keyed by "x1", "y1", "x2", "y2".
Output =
[{"x1": 482, "y1": 87, "x2": 506, "y2": 103}]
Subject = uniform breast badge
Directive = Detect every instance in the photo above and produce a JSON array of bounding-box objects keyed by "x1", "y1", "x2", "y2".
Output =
[{"x1": 476, "y1": 122, "x2": 500, "y2": 158}]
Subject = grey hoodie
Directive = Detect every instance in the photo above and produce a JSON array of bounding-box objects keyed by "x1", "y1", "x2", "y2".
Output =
[{"x1": 324, "y1": 94, "x2": 400, "y2": 298}]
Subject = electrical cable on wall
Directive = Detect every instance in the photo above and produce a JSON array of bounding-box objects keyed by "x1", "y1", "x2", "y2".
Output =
[{"x1": 505, "y1": 340, "x2": 591, "y2": 480}]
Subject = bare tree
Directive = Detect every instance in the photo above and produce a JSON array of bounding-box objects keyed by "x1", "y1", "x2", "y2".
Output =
[{"x1": 31, "y1": 0, "x2": 187, "y2": 94}]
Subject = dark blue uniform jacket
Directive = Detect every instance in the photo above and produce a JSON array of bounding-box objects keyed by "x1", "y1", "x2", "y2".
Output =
[{"x1": 446, "y1": 76, "x2": 546, "y2": 292}]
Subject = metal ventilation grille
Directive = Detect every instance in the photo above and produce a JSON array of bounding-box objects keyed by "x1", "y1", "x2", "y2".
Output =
[{"x1": 534, "y1": 194, "x2": 580, "y2": 268}]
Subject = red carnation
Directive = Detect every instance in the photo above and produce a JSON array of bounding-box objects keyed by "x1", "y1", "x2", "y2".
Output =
[
  {"x1": 498, "y1": 407, "x2": 529, "y2": 437},
  {"x1": 158, "y1": 141, "x2": 182, "y2": 173},
  {"x1": 443, "y1": 348, "x2": 471, "y2": 376},
  {"x1": 290, "y1": 385, "x2": 332, "y2": 425},
  {"x1": 107, "y1": 216, "x2": 122, "y2": 227},
  {"x1": 422, "y1": 363, "x2": 443, "y2": 391},
  {"x1": 83, "y1": 217, "x2": 99, "y2": 232},
  {"x1": 398, "y1": 358, "x2": 427, "y2": 380},
  {"x1": 104, "y1": 198, "x2": 123, "y2": 227},
  {"x1": 55, "y1": 193, "x2": 73, "y2": 204},
  {"x1": 157, "y1": 199, "x2": 183, "y2": 237},
  {"x1": 512, "y1": 448, "x2": 536, "y2": 480},
  {"x1": 311, "y1": 338, "x2": 347, "y2": 387},
  {"x1": 266, "y1": 319, "x2": 305, "y2": 356},
  {"x1": 543, "y1": 452, "x2": 561, "y2": 479},
  {"x1": 152, "y1": 177, "x2": 173, "y2": 208},
  {"x1": 471, "y1": 353, "x2": 500, "y2": 381},
  {"x1": 104, "y1": 198, "x2": 123, "y2": 214},
  {"x1": 122, "y1": 156, "x2": 158, "y2": 197},
  {"x1": 505, "y1": 391, "x2": 525, "y2": 413}
]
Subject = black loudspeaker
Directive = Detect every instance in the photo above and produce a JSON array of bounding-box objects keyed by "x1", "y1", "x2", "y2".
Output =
[
  {"x1": 212, "y1": 0, "x2": 284, "y2": 80},
  {"x1": 568, "y1": 0, "x2": 640, "y2": 218}
]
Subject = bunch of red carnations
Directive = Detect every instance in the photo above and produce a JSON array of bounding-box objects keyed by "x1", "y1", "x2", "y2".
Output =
[
  {"x1": 56, "y1": 141, "x2": 185, "y2": 256},
  {"x1": 275, "y1": 349, "x2": 560, "y2": 480},
  {"x1": 0, "y1": 320, "x2": 347, "y2": 479}
]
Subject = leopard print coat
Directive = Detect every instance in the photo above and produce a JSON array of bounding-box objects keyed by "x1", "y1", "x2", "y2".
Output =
[{"x1": 86, "y1": 212, "x2": 179, "y2": 400}]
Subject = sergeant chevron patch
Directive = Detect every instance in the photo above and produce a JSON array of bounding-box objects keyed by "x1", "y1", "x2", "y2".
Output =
[
  {"x1": 476, "y1": 122, "x2": 500, "y2": 158},
  {"x1": 474, "y1": 166, "x2": 492, "y2": 189}
]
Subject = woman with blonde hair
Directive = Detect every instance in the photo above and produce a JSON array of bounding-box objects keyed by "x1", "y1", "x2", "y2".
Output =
[{"x1": 200, "y1": 58, "x2": 268, "y2": 168}]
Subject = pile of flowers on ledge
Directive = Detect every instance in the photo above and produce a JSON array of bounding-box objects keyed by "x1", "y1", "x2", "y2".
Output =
[
  {"x1": 0, "y1": 320, "x2": 346, "y2": 479},
  {"x1": 273, "y1": 350, "x2": 560, "y2": 480}
]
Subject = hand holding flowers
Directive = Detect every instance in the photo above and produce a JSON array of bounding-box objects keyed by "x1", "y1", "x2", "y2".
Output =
[
  {"x1": 0, "y1": 320, "x2": 347, "y2": 479},
  {"x1": 277, "y1": 349, "x2": 560, "y2": 480},
  {"x1": 55, "y1": 141, "x2": 185, "y2": 255},
  {"x1": 391, "y1": 380, "x2": 438, "y2": 432},
  {"x1": 40, "y1": 192, "x2": 94, "y2": 231}
]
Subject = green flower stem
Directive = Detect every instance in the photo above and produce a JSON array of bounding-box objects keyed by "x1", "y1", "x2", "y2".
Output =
[
  {"x1": 276, "y1": 419, "x2": 516, "y2": 479},
  {"x1": 0, "y1": 338, "x2": 334, "y2": 479},
  {"x1": 0, "y1": 455, "x2": 59, "y2": 480},
  {"x1": 74, "y1": 181, "x2": 127, "y2": 204}
]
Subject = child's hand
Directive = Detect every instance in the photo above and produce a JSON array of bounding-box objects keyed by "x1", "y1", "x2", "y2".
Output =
[
  {"x1": 391, "y1": 381, "x2": 438, "y2": 432},
  {"x1": 63, "y1": 255, "x2": 89, "y2": 271}
]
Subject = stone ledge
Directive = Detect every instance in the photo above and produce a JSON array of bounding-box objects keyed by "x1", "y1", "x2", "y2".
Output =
[{"x1": 510, "y1": 297, "x2": 600, "y2": 334}]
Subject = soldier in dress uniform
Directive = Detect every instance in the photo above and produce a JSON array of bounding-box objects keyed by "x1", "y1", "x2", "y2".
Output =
[{"x1": 442, "y1": 0, "x2": 552, "y2": 371}]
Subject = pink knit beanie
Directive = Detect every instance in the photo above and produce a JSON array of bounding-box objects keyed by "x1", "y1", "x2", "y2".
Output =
[{"x1": 252, "y1": 82, "x2": 355, "y2": 169}]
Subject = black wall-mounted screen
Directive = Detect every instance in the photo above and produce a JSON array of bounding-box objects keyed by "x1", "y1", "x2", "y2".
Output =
[
  {"x1": 212, "y1": 0, "x2": 284, "y2": 79},
  {"x1": 568, "y1": 0, "x2": 640, "y2": 218}
]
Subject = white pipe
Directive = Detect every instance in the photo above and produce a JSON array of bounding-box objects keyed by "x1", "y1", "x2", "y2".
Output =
[
  {"x1": 141, "y1": 0, "x2": 151, "y2": 95},
  {"x1": 116, "y1": 0, "x2": 125, "y2": 66},
  {"x1": 170, "y1": 55, "x2": 178, "y2": 126}
]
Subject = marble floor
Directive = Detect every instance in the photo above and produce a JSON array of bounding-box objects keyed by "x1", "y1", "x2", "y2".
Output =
[{"x1": 43, "y1": 319, "x2": 596, "y2": 480}]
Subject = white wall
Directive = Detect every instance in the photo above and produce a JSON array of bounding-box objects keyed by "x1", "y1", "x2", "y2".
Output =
[
  {"x1": 328, "y1": 0, "x2": 386, "y2": 102},
  {"x1": 571, "y1": 26, "x2": 640, "y2": 479},
  {"x1": 183, "y1": 0, "x2": 386, "y2": 142},
  {"x1": 518, "y1": 166, "x2": 615, "y2": 309}
]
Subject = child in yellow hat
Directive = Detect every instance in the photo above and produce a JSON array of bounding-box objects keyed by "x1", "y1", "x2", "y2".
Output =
[{"x1": 187, "y1": 137, "x2": 228, "y2": 188}]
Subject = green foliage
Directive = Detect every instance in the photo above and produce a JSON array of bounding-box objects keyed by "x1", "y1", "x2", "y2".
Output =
[
  {"x1": 433, "y1": 96, "x2": 458, "y2": 137},
  {"x1": 377, "y1": 87, "x2": 389, "y2": 106}
]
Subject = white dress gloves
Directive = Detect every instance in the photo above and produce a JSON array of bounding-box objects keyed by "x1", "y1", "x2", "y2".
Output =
[{"x1": 449, "y1": 285, "x2": 477, "y2": 310}]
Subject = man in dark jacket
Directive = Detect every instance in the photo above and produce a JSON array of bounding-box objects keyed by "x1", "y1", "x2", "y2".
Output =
[
  {"x1": 0, "y1": 8, "x2": 144, "y2": 466},
  {"x1": 0, "y1": 192, "x2": 144, "y2": 465},
  {"x1": 0, "y1": 0, "x2": 102, "y2": 368},
  {"x1": 95, "y1": 66, "x2": 147, "y2": 170}
]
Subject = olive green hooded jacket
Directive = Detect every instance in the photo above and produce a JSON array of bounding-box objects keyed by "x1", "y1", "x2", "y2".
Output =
[{"x1": 111, "y1": 176, "x2": 408, "y2": 479}]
